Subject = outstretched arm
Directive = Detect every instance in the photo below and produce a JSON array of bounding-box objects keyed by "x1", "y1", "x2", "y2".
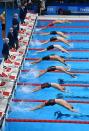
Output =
[
  {"x1": 54, "y1": 44, "x2": 69, "y2": 54},
  {"x1": 30, "y1": 103, "x2": 45, "y2": 111},
  {"x1": 57, "y1": 31, "x2": 68, "y2": 38}
]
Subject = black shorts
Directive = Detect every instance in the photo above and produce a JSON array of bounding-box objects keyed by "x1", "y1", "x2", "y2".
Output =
[
  {"x1": 50, "y1": 31, "x2": 57, "y2": 35},
  {"x1": 47, "y1": 66, "x2": 56, "y2": 72},
  {"x1": 2, "y1": 23, "x2": 5, "y2": 30},
  {"x1": 50, "y1": 37, "x2": 57, "y2": 42},
  {"x1": 45, "y1": 99, "x2": 56, "y2": 106},
  {"x1": 41, "y1": 83, "x2": 51, "y2": 89},
  {"x1": 42, "y1": 56, "x2": 50, "y2": 60},
  {"x1": 47, "y1": 45, "x2": 54, "y2": 50}
]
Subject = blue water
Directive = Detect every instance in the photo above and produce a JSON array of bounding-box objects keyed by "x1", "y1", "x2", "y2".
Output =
[{"x1": 3, "y1": 19, "x2": 89, "y2": 131}]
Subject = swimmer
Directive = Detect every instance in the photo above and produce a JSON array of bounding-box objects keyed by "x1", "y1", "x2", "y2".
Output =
[
  {"x1": 32, "y1": 82, "x2": 65, "y2": 92},
  {"x1": 30, "y1": 98, "x2": 77, "y2": 112},
  {"x1": 30, "y1": 54, "x2": 67, "y2": 66},
  {"x1": 51, "y1": 19, "x2": 71, "y2": 25},
  {"x1": 36, "y1": 66, "x2": 76, "y2": 78},
  {"x1": 41, "y1": 19, "x2": 71, "y2": 30},
  {"x1": 41, "y1": 36, "x2": 71, "y2": 46},
  {"x1": 40, "y1": 31, "x2": 67, "y2": 38},
  {"x1": 37, "y1": 44, "x2": 69, "y2": 54}
]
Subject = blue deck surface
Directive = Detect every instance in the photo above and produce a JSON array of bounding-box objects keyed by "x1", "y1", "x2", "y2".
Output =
[{"x1": 3, "y1": 19, "x2": 89, "y2": 131}]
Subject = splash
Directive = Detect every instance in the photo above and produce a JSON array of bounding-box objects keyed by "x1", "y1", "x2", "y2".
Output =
[
  {"x1": 65, "y1": 88, "x2": 73, "y2": 94},
  {"x1": 20, "y1": 86, "x2": 33, "y2": 93},
  {"x1": 21, "y1": 68, "x2": 39, "y2": 80},
  {"x1": 30, "y1": 68, "x2": 39, "y2": 78},
  {"x1": 67, "y1": 64, "x2": 71, "y2": 71},
  {"x1": 35, "y1": 28, "x2": 42, "y2": 32},
  {"x1": 24, "y1": 61, "x2": 30, "y2": 67},
  {"x1": 8, "y1": 102, "x2": 34, "y2": 113},
  {"x1": 69, "y1": 43, "x2": 74, "y2": 47},
  {"x1": 31, "y1": 40, "x2": 43, "y2": 47}
]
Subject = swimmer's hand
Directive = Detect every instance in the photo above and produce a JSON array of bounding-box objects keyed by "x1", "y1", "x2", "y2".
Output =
[
  {"x1": 71, "y1": 74, "x2": 77, "y2": 78},
  {"x1": 71, "y1": 109, "x2": 79, "y2": 113}
]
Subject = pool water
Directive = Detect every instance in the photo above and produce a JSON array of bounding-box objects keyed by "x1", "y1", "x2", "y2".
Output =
[{"x1": 3, "y1": 18, "x2": 89, "y2": 131}]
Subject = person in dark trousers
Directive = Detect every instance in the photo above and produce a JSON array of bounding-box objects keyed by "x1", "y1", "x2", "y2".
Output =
[
  {"x1": 19, "y1": 5, "x2": 26, "y2": 24},
  {"x1": 2, "y1": 38, "x2": 10, "y2": 61},
  {"x1": 12, "y1": 13, "x2": 19, "y2": 50},
  {"x1": 7, "y1": 27, "x2": 15, "y2": 49},
  {"x1": 20, "y1": 2, "x2": 29, "y2": 22}
]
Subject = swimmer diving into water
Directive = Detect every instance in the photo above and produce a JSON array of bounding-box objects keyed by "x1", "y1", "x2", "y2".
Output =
[
  {"x1": 30, "y1": 54, "x2": 67, "y2": 66},
  {"x1": 36, "y1": 66, "x2": 76, "y2": 78},
  {"x1": 32, "y1": 82, "x2": 65, "y2": 92},
  {"x1": 30, "y1": 98, "x2": 77, "y2": 112},
  {"x1": 36, "y1": 44, "x2": 69, "y2": 54}
]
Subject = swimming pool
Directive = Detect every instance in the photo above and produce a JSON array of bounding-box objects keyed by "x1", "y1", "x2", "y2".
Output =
[{"x1": 3, "y1": 16, "x2": 89, "y2": 131}]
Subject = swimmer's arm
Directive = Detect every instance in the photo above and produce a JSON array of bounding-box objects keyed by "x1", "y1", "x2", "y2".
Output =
[
  {"x1": 57, "y1": 32, "x2": 68, "y2": 38},
  {"x1": 30, "y1": 103, "x2": 45, "y2": 111},
  {"x1": 41, "y1": 40, "x2": 49, "y2": 44}
]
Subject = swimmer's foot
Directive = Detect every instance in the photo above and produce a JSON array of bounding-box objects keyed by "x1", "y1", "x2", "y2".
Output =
[{"x1": 71, "y1": 74, "x2": 77, "y2": 78}]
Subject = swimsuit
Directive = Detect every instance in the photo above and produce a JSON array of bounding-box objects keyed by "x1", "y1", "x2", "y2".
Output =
[
  {"x1": 50, "y1": 31, "x2": 57, "y2": 35},
  {"x1": 41, "y1": 83, "x2": 51, "y2": 89},
  {"x1": 50, "y1": 37, "x2": 57, "y2": 42},
  {"x1": 45, "y1": 99, "x2": 56, "y2": 106},
  {"x1": 47, "y1": 66, "x2": 56, "y2": 72},
  {"x1": 42, "y1": 56, "x2": 50, "y2": 60},
  {"x1": 47, "y1": 45, "x2": 54, "y2": 50}
]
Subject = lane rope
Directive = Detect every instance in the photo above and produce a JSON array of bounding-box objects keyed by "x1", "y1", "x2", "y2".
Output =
[
  {"x1": 12, "y1": 99, "x2": 89, "y2": 104},
  {"x1": 5, "y1": 118, "x2": 89, "y2": 124}
]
